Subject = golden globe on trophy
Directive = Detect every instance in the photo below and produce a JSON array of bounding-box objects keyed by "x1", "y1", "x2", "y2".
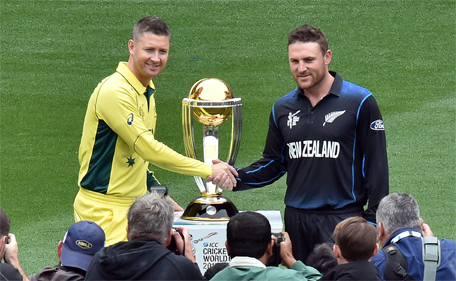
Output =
[{"x1": 181, "y1": 78, "x2": 242, "y2": 220}]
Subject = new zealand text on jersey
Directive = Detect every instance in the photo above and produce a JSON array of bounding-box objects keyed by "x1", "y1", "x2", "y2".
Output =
[{"x1": 287, "y1": 140, "x2": 340, "y2": 159}]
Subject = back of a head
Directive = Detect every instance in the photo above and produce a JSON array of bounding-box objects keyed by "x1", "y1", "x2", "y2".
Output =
[
  {"x1": 226, "y1": 211, "x2": 271, "y2": 259},
  {"x1": 0, "y1": 207, "x2": 10, "y2": 237},
  {"x1": 376, "y1": 193, "x2": 421, "y2": 234},
  {"x1": 306, "y1": 242, "x2": 338, "y2": 275},
  {"x1": 132, "y1": 16, "x2": 170, "y2": 41},
  {"x1": 204, "y1": 262, "x2": 229, "y2": 280},
  {"x1": 288, "y1": 24, "x2": 328, "y2": 55},
  {"x1": 333, "y1": 216, "x2": 378, "y2": 262},
  {"x1": 127, "y1": 192, "x2": 174, "y2": 244},
  {"x1": 61, "y1": 220, "x2": 106, "y2": 272}
]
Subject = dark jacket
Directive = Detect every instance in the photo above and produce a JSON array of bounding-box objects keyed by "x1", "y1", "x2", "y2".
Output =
[
  {"x1": 321, "y1": 260, "x2": 382, "y2": 281},
  {"x1": 29, "y1": 264, "x2": 85, "y2": 281},
  {"x1": 84, "y1": 237, "x2": 204, "y2": 280},
  {"x1": 0, "y1": 263, "x2": 23, "y2": 281}
]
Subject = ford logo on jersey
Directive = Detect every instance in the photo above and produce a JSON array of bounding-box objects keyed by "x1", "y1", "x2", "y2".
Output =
[{"x1": 370, "y1": 119, "x2": 385, "y2": 131}]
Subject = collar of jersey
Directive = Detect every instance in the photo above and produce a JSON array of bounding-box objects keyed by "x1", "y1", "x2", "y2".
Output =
[
  {"x1": 229, "y1": 256, "x2": 266, "y2": 268},
  {"x1": 294, "y1": 71, "x2": 342, "y2": 98},
  {"x1": 116, "y1": 62, "x2": 155, "y2": 95}
]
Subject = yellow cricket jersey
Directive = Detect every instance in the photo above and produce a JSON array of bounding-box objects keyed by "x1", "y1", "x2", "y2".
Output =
[{"x1": 78, "y1": 62, "x2": 212, "y2": 198}]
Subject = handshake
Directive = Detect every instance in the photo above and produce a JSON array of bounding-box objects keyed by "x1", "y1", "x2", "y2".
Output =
[{"x1": 206, "y1": 159, "x2": 238, "y2": 191}]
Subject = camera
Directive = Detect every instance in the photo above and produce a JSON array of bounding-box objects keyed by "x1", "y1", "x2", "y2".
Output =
[
  {"x1": 149, "y1": 185, "x2": 168, "y2": 197},
  {"x1": 267, "y1": 232, "x2": 283, "y2": 266},
  {"x1": 167, "y1": 228, "x2": 184, "y2": 255}
]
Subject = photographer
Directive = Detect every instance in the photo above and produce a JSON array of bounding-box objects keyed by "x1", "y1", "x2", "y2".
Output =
[
  {"x1": 0, "y1": 207, "x2": 30, "y2": 281},
  {"x1": 84, "y1": 192, "x2": 203, "y2": 280},
  {"x1": 211, "y1": 211, "x2": 322, "y2": 281}
]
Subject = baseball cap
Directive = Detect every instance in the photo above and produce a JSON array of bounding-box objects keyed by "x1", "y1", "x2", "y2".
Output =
[{"x1": 60, "y1": 221, "x2": 105, "y2": 271}]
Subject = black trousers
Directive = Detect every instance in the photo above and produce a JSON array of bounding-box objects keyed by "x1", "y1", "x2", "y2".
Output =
[{"x1": 284, "y1": 205, "x2": 363, "y2": 263}]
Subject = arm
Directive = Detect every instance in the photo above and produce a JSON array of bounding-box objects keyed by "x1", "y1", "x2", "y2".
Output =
[
  {"x1": 4, "y1": 234, "x2": 30, "y2": 281},
  {"x1": 421, "y1": 219, "x2": 434, "y2": 237},
  {"x1": 279, "y1": 232, "x2": 322, "y2": 280},
  {"x1": 358, "y1": 95, "x2": 389, "y2": 223},
  {"x1": 234, "y1": 109, "x2": 288, "y2": 191},
  {"x1": 279, "y1": 231, "x2": 297, "y2": 268},
  {"x1": 171, "y1": 226, "x2": 196, "y2": 262},
  {"x1": 97, "y1": 85, "x2": 236, "y2": 189}
]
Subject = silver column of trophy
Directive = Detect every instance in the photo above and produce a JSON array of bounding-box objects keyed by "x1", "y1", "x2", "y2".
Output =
[{"x1": 181, "y1": 78, "x2": 242, "y2": 220}]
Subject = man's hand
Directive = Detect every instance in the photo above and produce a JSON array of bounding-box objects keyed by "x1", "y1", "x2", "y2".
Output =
[
  {"x1": 421, "y1": 218, "x2": 434, "y2": 237},
  {"x1": 207, "y1": 159, "x2": 238, "y2": 190},
  {"x1": 278, "y1": 232, "x2": 297, "y2": 268},
  {"x1": 171, "y1": 227, "x2": 196, "y2": 263},
  {"x1": 4, "y1": 234, "x2": 30, "y2": 281},
  {"x1": 4, "y1": 234, "x2": 20, "y2": 266}
]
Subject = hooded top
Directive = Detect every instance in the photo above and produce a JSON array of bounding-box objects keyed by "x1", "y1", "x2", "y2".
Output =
[{"x1": 84, "y1": 237, "x2": 204, "y2": 280}]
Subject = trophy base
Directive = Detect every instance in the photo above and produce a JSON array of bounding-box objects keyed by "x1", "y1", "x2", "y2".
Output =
[{"x1": 181, "y1": 195, "x2": 239, "y2": 221}]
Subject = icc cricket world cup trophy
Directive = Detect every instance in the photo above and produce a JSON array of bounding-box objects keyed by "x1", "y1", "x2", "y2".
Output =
[{"x1": 181, "y1": 78, "x2": 242, "y2": 220}]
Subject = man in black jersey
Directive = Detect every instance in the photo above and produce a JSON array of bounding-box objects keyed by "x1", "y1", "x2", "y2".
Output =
[{"x1": 212, "y1": 24, "x2": 389, "y2": 262}]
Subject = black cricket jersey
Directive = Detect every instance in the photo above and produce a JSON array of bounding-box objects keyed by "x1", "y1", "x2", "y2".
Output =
[{"x1": 236, "y1": 72, "x2": 388, "y2": 221}]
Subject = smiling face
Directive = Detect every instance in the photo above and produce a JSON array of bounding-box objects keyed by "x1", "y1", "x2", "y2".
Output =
[
  {"x1": 127, "y1": 32, "x2": 170, "y2": 86},
  {"x1": 288, "y1": 41, "x2": 332, "y2": 92}
]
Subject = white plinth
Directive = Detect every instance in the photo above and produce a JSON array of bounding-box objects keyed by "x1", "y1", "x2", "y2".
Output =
[{"x1": 173, "y1": 210, "x2": 283, "y2": 274}]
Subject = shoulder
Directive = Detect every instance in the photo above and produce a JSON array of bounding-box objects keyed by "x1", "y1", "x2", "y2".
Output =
[
  {"x1": 340, "y1": 80, "x2": 373, "y2": 100},
  {"x1": 371, "y1": 247, "x2": 387, "y2": 265},
  {"x1": 322, "y1": 261, "x2": 381, "y2": 281},
  {"x1": 0, "y1": 262, "x2": 23, "y2": 280},
  {"x1": 439, "y1": 238, "x2": 456, "y2": 265},
  {"x1": 160, "y1": 253, "x2": 203, "y2": 277},
  {"x1": 440, "y1": 238, "x2": 456, "y2": 248},
  {"x1": 96, "y1": 72, "x2": 134, "y2": 97},
  {"x1": 274, "y1": 88, "x2": 300, "y2": 106}
]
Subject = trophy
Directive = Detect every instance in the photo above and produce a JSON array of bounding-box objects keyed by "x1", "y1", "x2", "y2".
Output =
[{"x1": 181, "y1": 78, "x2": 242, "y2": 220}]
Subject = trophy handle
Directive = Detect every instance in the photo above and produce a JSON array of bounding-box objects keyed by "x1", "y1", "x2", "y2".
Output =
[
  {"x1": 182, "y1": 98, "x2": 242, "y2": 194},
  {"x1": 182, "y1": 99, "x2": 206, "y2": 193},
  {"x1": 227, "y1": 101, "x2": 242, "y2": 166}
]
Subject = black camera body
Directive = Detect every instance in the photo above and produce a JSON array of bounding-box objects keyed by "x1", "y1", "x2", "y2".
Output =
[
  {"x1": 167, "y1": 228, "x2": 184, "y2": 255},
  {"x1": 267, "y1": 232, "x2": 283, "y2": 266}
]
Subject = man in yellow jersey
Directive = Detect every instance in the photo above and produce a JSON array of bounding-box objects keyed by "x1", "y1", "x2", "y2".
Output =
[{"x1": 74, "y1": 16, "x2": 237, "y2": 246}]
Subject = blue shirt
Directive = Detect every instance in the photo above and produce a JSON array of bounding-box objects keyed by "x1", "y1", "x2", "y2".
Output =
[{"x1": 371, "y1": 227, "x2": 456, "y2": 281}]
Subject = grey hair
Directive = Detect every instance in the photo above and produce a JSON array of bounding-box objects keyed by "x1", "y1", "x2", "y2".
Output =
[
  {"x1": 127, "y1": 192, "x2": 174, "y2": 244},
  {"x1": 376, "y1": 193, "x2": 421, "y2": 234}
]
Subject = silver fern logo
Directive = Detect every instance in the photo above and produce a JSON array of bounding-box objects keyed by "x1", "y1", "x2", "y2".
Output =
[{"x1": 323, "y1": 110, "x2": 346, "y2": 126}]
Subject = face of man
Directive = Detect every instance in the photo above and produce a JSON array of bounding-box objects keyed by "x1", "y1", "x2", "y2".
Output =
[
  {"x1": 288, "y1": 42, "x2": 331, "y2": 92},
  {"x1": 128, "y1": 32, "x2": 170, "y2": 86}
]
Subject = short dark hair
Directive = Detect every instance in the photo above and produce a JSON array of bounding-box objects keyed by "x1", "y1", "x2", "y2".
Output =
[
  {"x1": 288, "y1": 24, "x2": 328, "y2": 55},
  {"x1": 333, "y1": 216, "x2": 378, "y2": 262},
  {"x1": 132, "y1": 16, "x2": 170, "y2": 41},
  {"x1": 306, "y1": 242, "x2": 338, "y2": 275},
  {"x1": 226, "y1": 212, "x2": 271, "y2": 259},
  {"x1": 0, "y1": 207, "x2": 11, "y2": 237}
]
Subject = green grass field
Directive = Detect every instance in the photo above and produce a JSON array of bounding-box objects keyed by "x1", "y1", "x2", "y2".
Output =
[{"x1": 1, "y1": 0, "x2": 455, "y2": 274}]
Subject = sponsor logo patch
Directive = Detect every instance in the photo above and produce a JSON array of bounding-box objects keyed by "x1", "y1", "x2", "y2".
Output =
[
  {"x1": 370, "y1": 119, "x2": 385, "y2": 131},
  {"x1": 287, "y1": 110, "x2": 301, "y2": 129},
  {"x1": 76, "y1": 240, "x2": 92, "y2": 249},
  {"x1": 127, "y1": 113, "x2": 134, "y2": 125}
]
